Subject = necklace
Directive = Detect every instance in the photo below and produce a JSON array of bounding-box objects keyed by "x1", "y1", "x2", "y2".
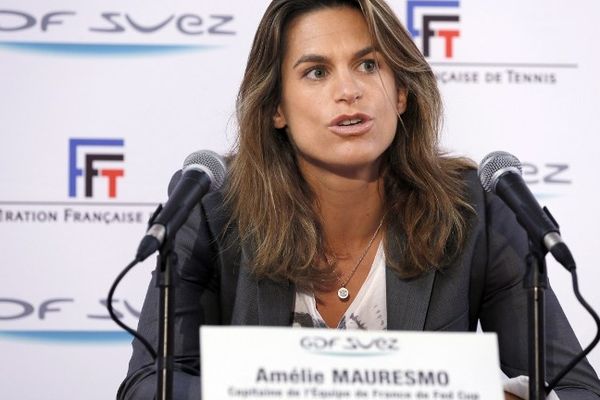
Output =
[{"x1": 327, "y1": 217, "x2": 384, "y2": 301}]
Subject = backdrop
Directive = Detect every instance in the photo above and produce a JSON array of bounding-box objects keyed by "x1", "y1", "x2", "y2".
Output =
[{"x1": 1, "y1": 1, "x2": 599, "y2": 399}]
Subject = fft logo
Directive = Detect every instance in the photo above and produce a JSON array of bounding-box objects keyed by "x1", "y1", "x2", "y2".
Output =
[
  {"x1": 68, "y1": 138, "x2": 125, "y2": 198},
  {"x1": 406, "y1": 0, "x2": 460, "y2": 58}
]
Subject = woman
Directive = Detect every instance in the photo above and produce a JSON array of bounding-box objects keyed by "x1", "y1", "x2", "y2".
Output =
[{"x1": 119, "y1": 0, "x2": 600, "y2": 398}]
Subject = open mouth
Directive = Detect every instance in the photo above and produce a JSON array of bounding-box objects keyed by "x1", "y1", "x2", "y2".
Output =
[
  {"x1": 338, "y1": 118, "x2": 363, "y2": 126},
  {"x1": 329, "y1": 114, "x2": 374, "y2": 136}
]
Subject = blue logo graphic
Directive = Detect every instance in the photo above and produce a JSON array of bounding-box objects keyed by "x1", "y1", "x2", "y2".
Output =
[
  {"x1": 68, "y1": 138, "x2": 125, "y2": 198},
  {"x1": 0, "y1": 330, "x2": 132, "y2": 344},
  {"x1": 0, "y1": 41, "x2": 217, "y2": 56},
  {"x1": 406, "y1": 0, "x2": 460, "y2": 58}
]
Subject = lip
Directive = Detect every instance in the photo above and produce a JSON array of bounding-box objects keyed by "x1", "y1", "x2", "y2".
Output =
[{"x1": 328, "y1": 113, "x2": 374, "y2": 136}]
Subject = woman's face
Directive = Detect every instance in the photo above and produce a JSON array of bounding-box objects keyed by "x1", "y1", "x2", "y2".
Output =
[{"x1": 274, "y1": 6, "x2": 406, "y2": 179}]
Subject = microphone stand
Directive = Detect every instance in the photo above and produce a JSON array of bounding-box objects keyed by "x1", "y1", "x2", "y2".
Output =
[
  {"x1": 155, "y1": 234, "x2": 177, "y2": 400},
  {"x1": 525, "y1": 242, "x2": 549, "y2": 400}
]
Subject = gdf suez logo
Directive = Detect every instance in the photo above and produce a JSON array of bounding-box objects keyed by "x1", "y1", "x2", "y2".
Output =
[
  {"x1": 68, "y1": 138, "x2": 124, "y2": 199},
  {"x1": 406, "y1": 0, "x2": 460, "y2": 58},
  {"x1": 300, "y1": 335, "x2": 399, "y2": 355}
]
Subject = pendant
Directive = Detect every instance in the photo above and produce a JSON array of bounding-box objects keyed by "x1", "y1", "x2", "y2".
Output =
[{"x1": 337, "y1": 287, "x2": 349, "y2": 301}]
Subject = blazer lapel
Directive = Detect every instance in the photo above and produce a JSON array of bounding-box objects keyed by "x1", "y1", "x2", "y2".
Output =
[
  {"x1": 230, "y1": 250, "x2": 295, "y2": 326},
  {"x1": 257, "y1": 279, "x2": 295, "y2": 326},
  {"x1": 386, "y1": 267, "x2": 436, "y2": 331}
]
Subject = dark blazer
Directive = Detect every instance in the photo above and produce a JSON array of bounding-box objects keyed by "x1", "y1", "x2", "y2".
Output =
[{"x1": 118, "y1": 170, "x2": 600, "y2": 399}]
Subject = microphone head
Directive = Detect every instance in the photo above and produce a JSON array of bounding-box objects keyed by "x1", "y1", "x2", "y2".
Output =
[
  {"x1": 182, "y1": 150, "x2": 227, "y2": 192},
  {"x1": 478, "y1": 151, "x2": 523, "y2": 193}
]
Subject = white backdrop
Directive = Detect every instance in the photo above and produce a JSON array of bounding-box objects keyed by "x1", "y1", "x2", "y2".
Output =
[{"x1": 1, "y1": 1, "x2": 599, "y2": 399}]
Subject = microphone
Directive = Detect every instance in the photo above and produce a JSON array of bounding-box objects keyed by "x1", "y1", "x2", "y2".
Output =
[
  {"x1": 478, "y1": 151, "x2": 575, "y2": 270},
  {"x1": 136, "y1": 150, "x2": 227, "y2": 261}
]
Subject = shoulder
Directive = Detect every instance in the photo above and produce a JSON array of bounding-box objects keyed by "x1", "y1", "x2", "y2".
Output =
[
  {"x1": 201, "y1": 189, "x2": 230, "y2": 240},
  {"x1": 456, "y1": 166, "x2": 519, "y2": 231},
  {"x1": 460, "y1": 167, "x2": 484, "y2": 205},
  {"x1": 167, "y1": 168, "x2": 233, "y2": 249},
  {"x1": 455, "y1": 166, "x2": 530, "y2": 298},
  {"x1": 163, "y1": 170, "x2": 238, "y2": 286},
  {"x1": 455, "y1": 166, "x2": 528, "y2": 256}
]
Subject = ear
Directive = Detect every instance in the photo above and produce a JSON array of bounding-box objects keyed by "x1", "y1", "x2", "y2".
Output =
[
  {"x1": 273, "y1": 105, "x2": 287, "y2": 129},
  {"x1": 396, "y1": 88, "x2": 408, "y2": 115}
]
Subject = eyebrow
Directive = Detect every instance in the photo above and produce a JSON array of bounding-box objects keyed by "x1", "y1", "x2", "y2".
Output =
[{"x1": 292, "y1": 46, "x2": 376, "y2": 69}]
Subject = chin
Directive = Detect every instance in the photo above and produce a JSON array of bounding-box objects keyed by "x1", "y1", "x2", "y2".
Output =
[
  {"x1": 337, "y1": 147, "x2": 386, "y2": 165},
  {"x1": 326, "y1": 154, "x2": 384, "y2": 178}
]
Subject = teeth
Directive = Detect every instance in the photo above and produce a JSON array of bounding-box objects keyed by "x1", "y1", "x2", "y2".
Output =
[{"x1": 338, "y1": 118, "x2": 362, "y2": 126}]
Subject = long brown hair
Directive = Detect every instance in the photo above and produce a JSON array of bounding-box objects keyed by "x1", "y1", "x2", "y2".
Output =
[{"x1": 225, "y1": 0, "x2": 474, "y2": 288}]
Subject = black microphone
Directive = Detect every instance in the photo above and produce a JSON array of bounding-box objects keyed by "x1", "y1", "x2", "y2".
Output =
[
  {"x1": 136, "y1": 150, "x2": 227, "y2": 261},
  {"x1": 478, "y1": 151, "x2": 575, "y2": 270}
]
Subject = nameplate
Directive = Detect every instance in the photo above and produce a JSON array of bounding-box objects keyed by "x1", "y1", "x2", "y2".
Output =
[{"x1": 200, "y1": 326, "x2": 502, "y2": 400}]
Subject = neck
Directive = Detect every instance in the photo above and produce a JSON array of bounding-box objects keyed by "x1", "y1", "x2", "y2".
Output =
[{"x1": 300, "y1": 160, "x2": 385, "y2": 253}]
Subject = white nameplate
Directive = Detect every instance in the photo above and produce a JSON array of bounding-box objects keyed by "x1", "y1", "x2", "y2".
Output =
[{"x1": 201, "y1": 326, "x2": 503, "y2": 400}]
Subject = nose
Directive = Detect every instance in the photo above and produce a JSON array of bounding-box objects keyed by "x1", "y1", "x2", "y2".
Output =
[{"x1": 334, "y1": 71, "x2": 362, "y2": 104}]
